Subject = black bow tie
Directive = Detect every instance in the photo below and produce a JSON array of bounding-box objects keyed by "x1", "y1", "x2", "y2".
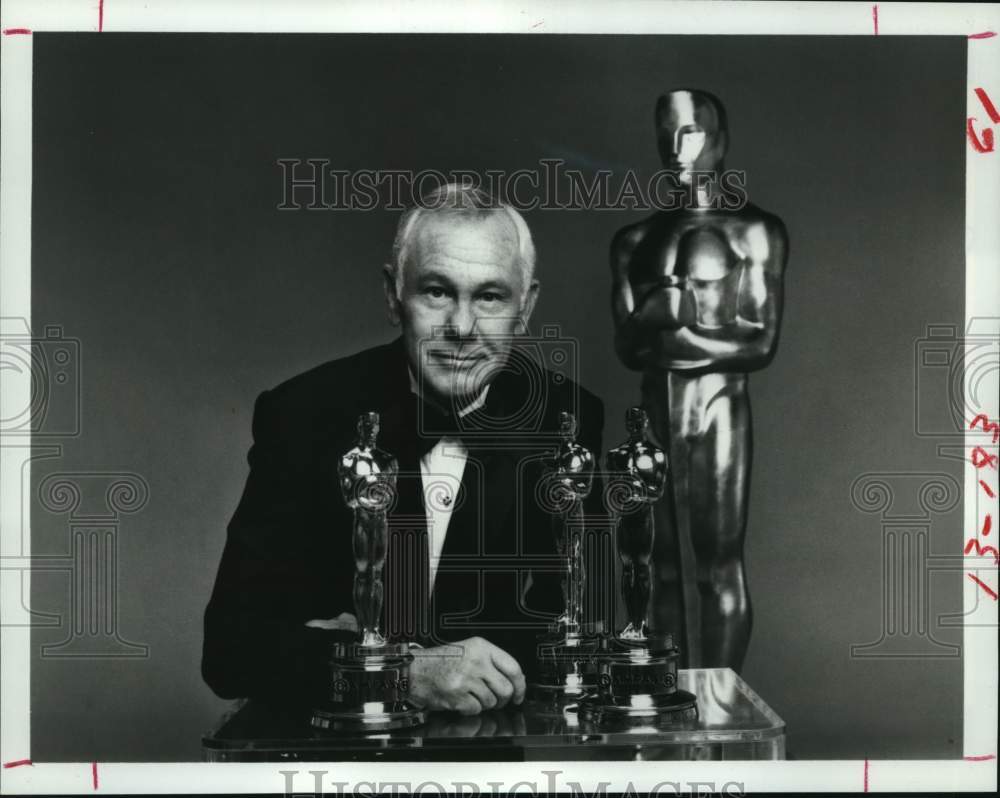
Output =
[{"x1": 415, "y1": 399, "x2": 464, "y2": 458}]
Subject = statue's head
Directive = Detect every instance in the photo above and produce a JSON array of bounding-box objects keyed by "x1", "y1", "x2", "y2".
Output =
[
  {"x1": 654, "y1": 89, "x2": 728, "y2": 181},
  {"x1": 558, "y1": 411, "x2": 578, "y2": 442},
  {"x1": 357, "y1": 411, "x2": 380, "y2": 444},
  {"x1": 624, "y1": 406, "x2": 648, "y2": 438}
]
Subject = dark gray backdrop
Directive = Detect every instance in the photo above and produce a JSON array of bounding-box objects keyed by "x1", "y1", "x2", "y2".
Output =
[{"x1": 30, "y1": 33, "x2": 965, "y2": 761}]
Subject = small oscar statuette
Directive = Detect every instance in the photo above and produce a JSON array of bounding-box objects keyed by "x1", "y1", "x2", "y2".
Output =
[
  {"x1": 310, "y1": 412, "x2": 426, "y2": 732},
  {"x1": 578, "y1": 407, "x2": 697, "y2": 728},
  {"x1": 526, "y1": 411, "x2": 603, "y2": 713}
]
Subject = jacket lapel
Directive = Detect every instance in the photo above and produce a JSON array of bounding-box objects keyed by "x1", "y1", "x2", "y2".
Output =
[
  {"x1": 367, "y1": 339, "x2": 431, "y2": 641},
  {"x1": 427, "y1": 364, "x2": 534, "y2": 639}
]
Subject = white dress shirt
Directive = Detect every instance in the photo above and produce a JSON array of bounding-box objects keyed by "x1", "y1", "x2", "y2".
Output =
[{"x1": 408, "y1": 373, "x2": 489, "y2": 594}]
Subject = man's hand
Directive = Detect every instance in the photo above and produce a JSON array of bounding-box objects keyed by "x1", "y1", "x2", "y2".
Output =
[
  {"x1": 304, "y1": 612, "x2": 358, "y2": 632},
  {"x1": 408, "y1": 637, "x2": 526, "y2": 715}
]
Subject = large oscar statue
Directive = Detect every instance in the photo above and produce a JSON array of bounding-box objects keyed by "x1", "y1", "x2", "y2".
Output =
[
  {"x1": 527, "y1": 411, "x2": 600, "y2": 711},
  {"x1": 310, "y1": 411, "x2": 426, "y2": 732},
  {"x1": 579, "y1": 407, "x2": 696, "y2": 729},
  {"x1": 610, "y1": 89, "x2": 788, "y2": 670}
]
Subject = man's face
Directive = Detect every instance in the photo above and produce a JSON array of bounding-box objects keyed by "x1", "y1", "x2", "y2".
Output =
[
  {"x1": 384, "y1": 212, "x2": 539, "y2": 408},
  {"x1": 655, "y1": 91, "x2": 726, "y2": 182}
]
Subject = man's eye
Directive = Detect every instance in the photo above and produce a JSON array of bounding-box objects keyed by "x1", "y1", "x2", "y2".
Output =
[
  {"x1": 479, "y1": 292, "x2": 502, "y2": 302},
  {"x1": 424, "y1": 287, "x2": 447, "y2": 299}
]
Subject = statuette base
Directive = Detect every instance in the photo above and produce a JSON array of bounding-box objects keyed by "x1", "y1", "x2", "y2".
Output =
[
  {"x1": 576, "y1": 632, "x2": 698, "y2": 729},
  {"x1": 526, "y1": 623, "x2": 605, "y2": 714},
  {"x1": 577, "y1": 689, "x2": 698, "y2": 729},
  {"x1": 310, "y1": 641, "x2": 426, "y2": 733}
]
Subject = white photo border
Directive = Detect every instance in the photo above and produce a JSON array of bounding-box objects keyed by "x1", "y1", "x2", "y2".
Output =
[{"x1": 1, "y1": 0, "x2": 997, "y2": 793}]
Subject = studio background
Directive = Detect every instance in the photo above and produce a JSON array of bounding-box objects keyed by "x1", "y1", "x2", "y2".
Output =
[{"x1": 30, "y1": 33, "x2": 965, "y2": 761}]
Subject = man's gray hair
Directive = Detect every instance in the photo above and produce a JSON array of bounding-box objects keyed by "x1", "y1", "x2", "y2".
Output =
[{"x1": 389, "y1": 183, "x2": 537, "y2": 300}]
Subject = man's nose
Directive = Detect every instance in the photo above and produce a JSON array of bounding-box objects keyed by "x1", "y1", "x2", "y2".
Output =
[{"x1": 445, "y1": 299, "x2": 476, "y2": 339}]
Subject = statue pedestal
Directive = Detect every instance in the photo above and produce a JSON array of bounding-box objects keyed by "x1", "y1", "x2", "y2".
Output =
[
  {"x1": 525, "y1": 628, "x2": 602, "y2": 714},
  {"x1": 208, "y1": 668, "x2": 786, "y2": 761},
  {"x1": 310, "y1": 641, "x2": 425, "y2": 732},
  {"x1": 577, "y1": 632, "x2": 698, "y2": 729}
]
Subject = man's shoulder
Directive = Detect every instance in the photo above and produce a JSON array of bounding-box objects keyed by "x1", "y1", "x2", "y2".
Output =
[
  {"x1": 548, "y1": 371, "x2": 602, "y2": 416},
  {"x1": 256, "y1": 338, "x2": 404, "y2": 426},
  {"x1": 539, "y1": 368, "x2": 604, "y2": 444}
]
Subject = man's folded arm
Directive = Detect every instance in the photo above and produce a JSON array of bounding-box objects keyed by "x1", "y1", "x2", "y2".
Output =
[
  {"x1": 202, "y1": 538, "x2": 352, "y2": 701},
  {"x1": 202, "y1": 389, "x2": 353, "y2": 701}
]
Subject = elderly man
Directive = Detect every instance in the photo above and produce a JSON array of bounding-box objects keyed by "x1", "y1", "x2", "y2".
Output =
[{"x1": 202, "y1": 184, "x2": 604, "y2": 716}]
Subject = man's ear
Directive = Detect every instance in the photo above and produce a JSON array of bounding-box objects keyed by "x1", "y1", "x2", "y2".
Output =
[
  {"x1": 382, "y1": 264, "x2": 401, "y2": 326},
  {"x1": 520, "y1": 279, "x2": 540, "y2": 326}
]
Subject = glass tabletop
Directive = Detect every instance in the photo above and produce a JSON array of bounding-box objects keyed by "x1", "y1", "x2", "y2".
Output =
[{"x1": 203, "y1": 668, "x2": 784, "y2": 760}]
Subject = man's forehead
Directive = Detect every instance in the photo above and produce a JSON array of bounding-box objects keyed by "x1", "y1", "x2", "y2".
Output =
[
  {"x1": 657, "y1": 92, "x2": 720, "y2": 130},
  {"x1": 411, "y1": 212, "x2": 519, "y2": 269}
]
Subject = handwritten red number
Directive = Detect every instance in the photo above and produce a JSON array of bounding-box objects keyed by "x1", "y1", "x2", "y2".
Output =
[
  {"x1": 965, "y1": 538, "x2": 1000, "y2": 564},
  {"x1": 969, "y1": 574, "x2": 999, "y2": 600},
  {"x1": 971, "y1": 447, "x2": 999, "y2": 470},
  {"x1": 968, "y1": 118, "x2": 995, "y2": 153},
  {"x1": 967, "y1": 416, "x2": 998, "y2": 602},
  {"x1": 975, "y1": 88, "x2": 1000, "y2": 124},
  {"x1": 971, "y1": 414, "x2": 1000, "y2": 444}
]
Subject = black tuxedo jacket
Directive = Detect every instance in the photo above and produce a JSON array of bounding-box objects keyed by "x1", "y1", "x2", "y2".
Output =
[{"x1": 202, "y1": 337, "x2": 604, "y2": 700}]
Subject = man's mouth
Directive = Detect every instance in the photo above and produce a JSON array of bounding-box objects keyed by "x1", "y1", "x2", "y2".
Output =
[{"x1": 427, "y1": 349, "x2": 487, "y2": 368}]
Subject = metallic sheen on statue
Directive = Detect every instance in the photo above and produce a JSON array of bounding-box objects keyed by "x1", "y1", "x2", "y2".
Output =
[
  {"x1": 610, "y1": 89, "x2": 788, "y2": 671},
  {"x1": 527, "y1": 411, "x2": 601, "y2": 711},
  {"x1": 310, "y1": 411, "x2": 426, "y2": 732},
  {"x1": 578, "y1": 407, "x2": 697, "y2": 728}
]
